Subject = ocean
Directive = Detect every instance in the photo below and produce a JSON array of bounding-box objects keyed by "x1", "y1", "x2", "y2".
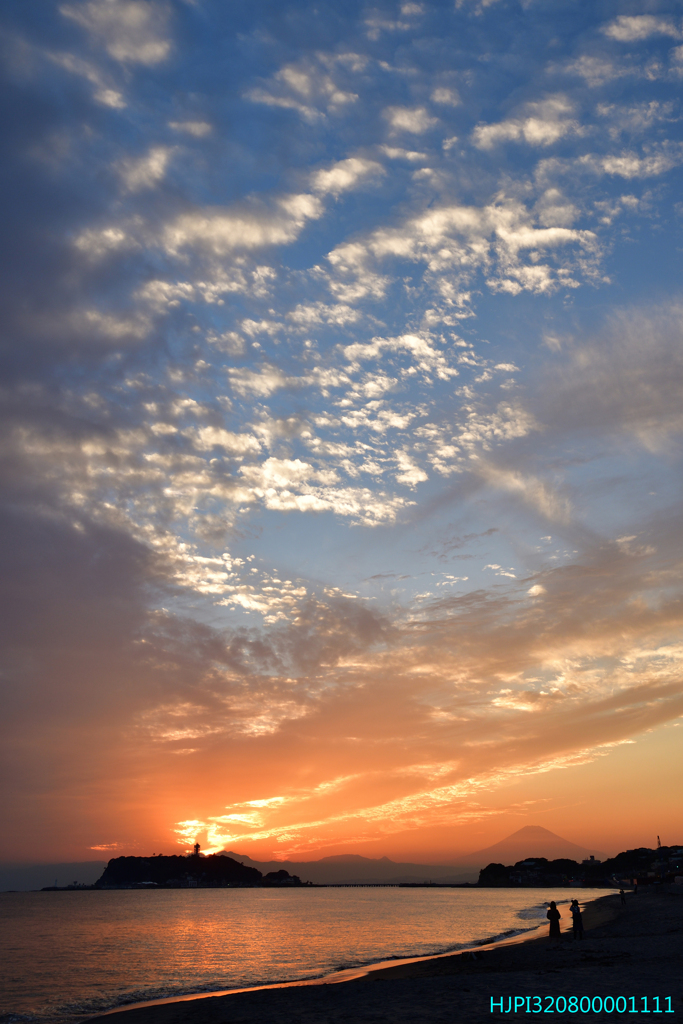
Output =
[{"x1": 0, "y1": 887, "x2": 614, "y2": 1023}]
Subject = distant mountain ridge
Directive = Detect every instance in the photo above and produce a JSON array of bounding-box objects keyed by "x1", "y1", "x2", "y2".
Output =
[
  {"x1": 224, "y1": 851, "x2": 476, "y2": 884},
  {"x1": 227, "y1": 826, "x2": 606, "y2": 884}
]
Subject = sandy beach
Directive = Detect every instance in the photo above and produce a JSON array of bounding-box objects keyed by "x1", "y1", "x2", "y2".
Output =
[{"x1": 87, "y1": 887, "x2": 683, "y2": 1024}]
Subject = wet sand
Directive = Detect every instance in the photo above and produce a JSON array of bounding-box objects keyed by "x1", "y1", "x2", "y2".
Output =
[{"x1": 88, "y1": 887, "x2": 683, "y2": 1024}]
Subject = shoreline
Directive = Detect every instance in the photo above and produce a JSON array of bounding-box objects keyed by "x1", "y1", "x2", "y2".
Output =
[
  {"x1": 83, "y1": 890, "x2": 675, "y2": 1024},
  {"x1": 88, "y1": 906, "x2": 561, "y2": 1017}
]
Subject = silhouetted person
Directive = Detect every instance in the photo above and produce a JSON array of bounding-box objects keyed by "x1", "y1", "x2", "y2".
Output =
[
  {"x1": 620, "y1": 889, "x2": 626, "y2": 905},
  {"x1": 633, "y1": 882, "x2": 638, "y2": 895},
  {"x1": 547, "y1": 901, "x2": 562, "y2": 947},
  {"x1": 570, "y1": 899, "x2": 584, "y2": 939}
]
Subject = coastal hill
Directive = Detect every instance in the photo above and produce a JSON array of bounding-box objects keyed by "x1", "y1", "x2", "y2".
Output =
[{"x1": 478, "y1": 842, "x2": 682, "y2": 886}]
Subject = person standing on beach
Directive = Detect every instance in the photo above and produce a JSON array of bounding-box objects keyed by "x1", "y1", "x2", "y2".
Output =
[
  {"x1": 620, "y1": 889, "x2": 626, "y2": 905},
  {"x1": 570, "y1": 899, "x2": 584, "y2": 940},
  {"x1": 547, "y1": 901, "x2": 562, "y2": 947}
]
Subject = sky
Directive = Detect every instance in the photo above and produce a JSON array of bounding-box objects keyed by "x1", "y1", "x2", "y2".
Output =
[{"x1": 1, "y1": 0, "x2": 683, "y2": 867}]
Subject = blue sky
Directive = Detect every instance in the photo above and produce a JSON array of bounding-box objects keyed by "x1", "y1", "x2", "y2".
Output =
[{"x1": 1, "y1": 0, "x2": 683, "y2": 863}]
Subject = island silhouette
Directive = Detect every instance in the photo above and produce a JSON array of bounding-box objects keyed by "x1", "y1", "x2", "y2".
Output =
[{"x1": 92, "y1": 845, "x2": 305, "y2": 889}]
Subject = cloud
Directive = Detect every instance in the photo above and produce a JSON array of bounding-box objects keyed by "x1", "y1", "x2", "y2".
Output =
[
  {"x1": 46, "y1": 49, "x2": 126, "y2": 107},
  {"x1": 343, "y1": 332, "x2": 459, "y2": 380},
  {"x1": 168, "y1": 121, "x2": 212, "y2": 137},
  {"x1": 74, "y1": 225, "x2": 137, "y2": 258},
  {"x1": 458, "y1": 402, "x2": 539, "y2": 450},
  {"x1": 118, "y1": 146, "x2": 174, "y2": 191},
  {"x1": 236, "y1": 459, "x2": 412, "y2": 523},
  {"x1": 287, "y1": 302, "x2": 361, "y2": 327},
  {"x1": 383, "y1": 106, "x2": 438, "y2": 134},
  {"x1": 560, "y1": 55, "x2": 633, "y2": 88},
  {"x1": 186, "y1": 427, "x2": 261, "y2": 456},
  {"x1": 596, "y1": 101, "x2": 675, "y2": 139},
  {"x1": 60, "y1": 1, "x2": 172, "y2": 65},
  {"x1": 79, "y1": 308, "x2": 151, "y2": 340},
  {"x1": 326, "y1": 196, "x2": 599, "y2": 300},
  {"x1": 244, "y1": 56, "x2": 360, "y2": 121},
  {"x1": 136, "y1": 279, "x2": 196, "y2": 309},
  {"x1": 394, "y1": 449, "x2": 428, "y2": 487},
  {"x1": 473, "y1": 96, "x2": 579, "y2": 149},
  {"x1": 602, "y1": 16, "x2": 682, "y2": 43},
  {"x1": 162, "y1": 194, "x2": 323, "y2": 255},
  {"x1": 239, "y1": 456, "x2": 335, "y2": 491},
  {"x1": 476, "y1": 462, "x2": 571, "y2": 524},
  {"x1": 227, "y1": 364, "x2": 293, "y2": 397},
  {"x1": 4, "y1": 0, "x2": 683, "y2": 865},
  {"x1": 380, "y1": 145, "x2": 428, "y2": 162},
  {"x1": 596, "y1": 147, "x2": 683, "y2": 178},
  {"x1": 535, "y1": 145, "x2": 683, "y2": 198},
  {"x1": 535, "y1": 302, "x2": 683, "y2": 450},
  {"x1": 431, "y1": 87, "x2": 460, "y2": 106},
  {"x1": 310, "y1": 157, "x2": 385, "y2": 196},
  {"x1": 364, "y1": 5, "x2": 424, "y2": 40}
]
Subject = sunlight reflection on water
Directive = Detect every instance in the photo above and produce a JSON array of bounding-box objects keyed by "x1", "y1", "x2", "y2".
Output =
[{"x1": 0, "y1": 887, "x2": 614, "y2": 1022}]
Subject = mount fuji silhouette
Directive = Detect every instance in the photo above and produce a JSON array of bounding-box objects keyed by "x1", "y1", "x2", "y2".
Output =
[{"x1": 456, "y1": 825, "x2": 606, "y2": 866}]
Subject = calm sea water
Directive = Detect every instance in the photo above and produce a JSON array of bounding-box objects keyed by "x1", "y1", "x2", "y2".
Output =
[{"x1": 0, "y1": 888, "x2": 614, "y2": 1023}]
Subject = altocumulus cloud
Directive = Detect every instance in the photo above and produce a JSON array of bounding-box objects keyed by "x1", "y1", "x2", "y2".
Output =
[{"x1": 1, "y1": 0, "x2": 682, "y2": 862}]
